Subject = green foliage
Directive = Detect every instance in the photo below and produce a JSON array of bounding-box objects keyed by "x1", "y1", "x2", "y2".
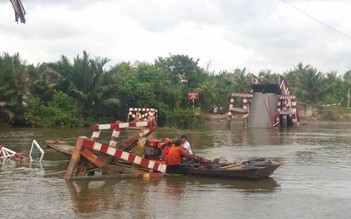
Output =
[
  {"x1": 24, "y1": 91, "x2": 80, "y2": 127},
  {"x1": 3, "y1": 51, "x2": 351, "y2": 127},
  {"x1": 196, "y1": 80, "x2": 218, "y2": 111},
  {"x1": 0, "y1": 53, "x2": 29, "y2": 122},
  {"x1": 259, "y1": 70, "x2": 278, "y2": 84},
  {"x1": 154, "y1": 54, "x2": 206, "y2": 88},
  {"x1": 167, "y1": 108, "x2": 205, "y2": 128},
  {"x1": 283, "y1": 63, "x2": 348, "y2": 105}
]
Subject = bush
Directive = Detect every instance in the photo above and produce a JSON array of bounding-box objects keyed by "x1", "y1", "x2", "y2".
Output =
[
  {"x1": 24, "y1": 91, "x2": 81, "y2": 127},
  {"x1": 167, "y1": 107, "x2": 205, "y2": 128}
]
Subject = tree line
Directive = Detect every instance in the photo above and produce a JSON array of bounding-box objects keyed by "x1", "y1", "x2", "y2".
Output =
[{"x1": 0, "y1": 51, "x2": 350, "y2": 127}]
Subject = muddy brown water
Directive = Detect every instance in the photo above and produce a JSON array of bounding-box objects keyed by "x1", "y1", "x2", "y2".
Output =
[{"x1": 1, "y1": 122, "x2": 351, "y2": 218}]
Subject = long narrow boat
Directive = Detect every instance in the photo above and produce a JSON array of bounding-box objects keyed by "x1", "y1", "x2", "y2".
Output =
[
  {"x1": 146, "y1": 138, "x2": 280, "y2": 179},
  {"x1": 182, "y1": 158, "x2": 280, "y2": 179}
]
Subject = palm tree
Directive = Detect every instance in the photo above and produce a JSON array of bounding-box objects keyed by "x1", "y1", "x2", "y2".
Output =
[
  {"x1": 196, "y1": 80, "x2": 218, "y2": 111},
  {"x1": 233, "y1": 68, "x2": 250, "y2": 93},
  {"x1": 298, "y1": 66, "x2": 326, "y2": 103},
  {"x1": 0, "y1": 60, "x2": 17, "y2": 120},
  {"x1": 0, "y1": 52, "x2": 29, "y2": 122},
  {"x1": 44, "y1": 51, "x2": 119, "y2": 121},
  {"x1": 258, "y1": 69, "x2": 277, "y2": 84}
]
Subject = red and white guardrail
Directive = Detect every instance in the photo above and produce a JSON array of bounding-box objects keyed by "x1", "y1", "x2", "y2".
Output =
[
  {"x1": 91, "y1": 121, "x2": 154, "y2": 147},
  {"x1": 82, "y1": 138, "x2": 167, "y2": 173},
  {"x1": 128, "y1": 108, "x2": 157, "y2": 121},
  {"x1": 228, "y1": 93, "x2": 253, "y2": 119}
]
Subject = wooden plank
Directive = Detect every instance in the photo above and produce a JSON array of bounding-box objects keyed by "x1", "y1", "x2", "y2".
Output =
[
  {"x1": 119, "y1": 126, "x2": 155, "y2": 152},
  {"x1": 80, "y1": 147, "x2": 106, "y2": 168},
  {"x1": 47, "y1": 143, "x2": 74, "y2": 155},
  {"x1": 44, "y1": 140, "x2": 67, "y2": 148},
  {"x1": 64, "y1": 137, "x2": 85, "y2": 180},
  {"x1": 71, "y1": 174, "x2": 142, "y2": 180}
]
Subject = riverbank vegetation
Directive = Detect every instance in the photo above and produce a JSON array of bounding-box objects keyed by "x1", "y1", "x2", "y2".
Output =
[{"x1": 1, "y1": 51, "x2": 351, "y2": 127}]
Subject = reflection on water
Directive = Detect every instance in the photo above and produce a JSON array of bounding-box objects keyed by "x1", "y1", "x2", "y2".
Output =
[
  {"x1": 65, "y1": 177, "x2": 280, "y2": 215},
  {"x1": 1, "y1": 122, "x2": 351, "y2": 218}
]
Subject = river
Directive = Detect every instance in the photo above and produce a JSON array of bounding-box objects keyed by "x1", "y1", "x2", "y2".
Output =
[{"x1": 1, "y1": 122, "x2": 351, "y2": 218}]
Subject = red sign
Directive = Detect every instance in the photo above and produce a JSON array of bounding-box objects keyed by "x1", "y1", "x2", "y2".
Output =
[{"x1": 188, "y1": 92, "x2": 199, "y2": 100}]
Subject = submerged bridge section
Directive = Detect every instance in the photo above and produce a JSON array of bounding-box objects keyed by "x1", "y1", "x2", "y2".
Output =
[
  {"x1": 247, "y1": 93, "x2": 279, "y2": 128},
  {"x1": 227, "y1": 74, "x2": 299, "y2": 128}
]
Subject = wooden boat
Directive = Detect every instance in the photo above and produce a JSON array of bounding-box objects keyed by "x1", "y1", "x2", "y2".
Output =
[
  {"x1": 142, "y1": 139, "x2": 280, "y2": 179},
  {"x1": 168, "y1": 158, "x2": 280, "y2": 179}
]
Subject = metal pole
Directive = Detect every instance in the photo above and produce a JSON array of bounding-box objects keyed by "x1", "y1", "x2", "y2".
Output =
[
  {"x1": 192, "y1": 99, "x2": 195, "y2": 109},
  {"x1": 348, "y1": 75, "x2": 350, "y2": 108},
  {"x1": 348, "y1": 88, "x2": 350, "y2": 108}
]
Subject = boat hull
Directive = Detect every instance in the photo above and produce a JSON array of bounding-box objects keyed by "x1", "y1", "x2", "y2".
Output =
[{"x1": 184, "y1": 162, "x2": 280, "y2": 179}]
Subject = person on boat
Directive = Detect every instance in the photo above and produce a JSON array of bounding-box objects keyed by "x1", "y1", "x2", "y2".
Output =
[
  {"x1": 158, "y1": 138, "x2": 172, "y2": 160},
  {"x1": 166, "y1": 140, "x2": 198, "y2": 174},
  {"x1": 180, "y1": 134, "x2": 193, "y2": 155},
  {"x1": 148, "y1": 111, "x2": 156, "y2": 124},
  {"x1": 135, "y1": 111, "x2": 142, "y2": 122}
]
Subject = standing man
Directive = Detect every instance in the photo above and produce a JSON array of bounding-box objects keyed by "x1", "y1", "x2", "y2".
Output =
[{"x1": 180, "y1": 134, "x2": 193, "y2": 155}]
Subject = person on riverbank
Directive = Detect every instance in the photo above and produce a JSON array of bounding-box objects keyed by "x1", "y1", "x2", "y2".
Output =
[
  {"x1": 180, "y1": 134, "x2": 193, "y2": 155},
  {"x1": 166, "y1": 140, "x2": 198, "y2": 174}
]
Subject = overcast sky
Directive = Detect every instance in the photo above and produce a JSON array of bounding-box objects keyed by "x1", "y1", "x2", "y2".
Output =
[{"x1": 1, "y1": 0, "x2": 351, "y2": 75}]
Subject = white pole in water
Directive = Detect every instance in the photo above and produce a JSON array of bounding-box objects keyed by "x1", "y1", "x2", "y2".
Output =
[{"x1": 348, "y1": 74, "x2": 350, "y2": 108}]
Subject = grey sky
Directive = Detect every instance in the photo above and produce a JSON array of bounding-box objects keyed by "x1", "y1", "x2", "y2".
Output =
[{"x1": 1, "y1": 0, "x2": 350, "y2": 75}]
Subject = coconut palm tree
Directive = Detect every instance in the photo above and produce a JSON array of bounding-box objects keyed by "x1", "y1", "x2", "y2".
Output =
[
  {"x1": 196, "y1": 80, "x2": 218, "y2": 111},
  {"x1": 233, "y1": 68, "x2": 251, "y2": 93},
  {"x1": 44, "y1": 51, "x2": 119, "y2": 121},
  {"x1": 0, "y1": 53, "x2": 30, "y2": 123},
  {"x1": 258, "y1": 69, "x2": 277, "y2": 84},
  {"x1": 298, "y1": 66, "x2": 326, "y2": 103}
]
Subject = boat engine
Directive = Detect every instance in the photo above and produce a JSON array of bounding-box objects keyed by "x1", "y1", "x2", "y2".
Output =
[
  {"x1": 242, "y1": 157, "x2": 273, "y2": 167},
  {"x1": 144, "y1": 139, "x2": 162, "y2": 160}
]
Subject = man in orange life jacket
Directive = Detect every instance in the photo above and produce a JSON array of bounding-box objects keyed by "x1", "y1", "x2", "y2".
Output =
[{"x1": 166, "y1": 140, "x2": 198, "y2": 174}]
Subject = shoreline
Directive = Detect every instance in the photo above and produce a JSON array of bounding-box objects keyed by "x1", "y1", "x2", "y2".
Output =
[{"x1": 205, "y1": 114, "x2": 351, "y2": 125}]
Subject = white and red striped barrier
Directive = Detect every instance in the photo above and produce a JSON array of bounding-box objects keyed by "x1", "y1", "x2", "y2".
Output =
[
  {"x1": 91, "y1": 121, "x2": 152, "y2": 131},
  {"x1": 291, "y1": 98, "x2": 298, "y2": 123},
  {"x1": 274, "y1": 96, "x2": 298, "y2": 126},
  {"x1": 129, "y1": 108, "x2": 158, "y2": 113},
  {"x1": 279, "y1": 95, "x2": 297, "y2": 100},
  {"x1": 251, "y1": 74, "x2": 263, "y2": 85},
  {"x1": 281, "y1": 98, "x2": 287, "y2": 123},
  {"x1": 82, "y1": 138, "x2": 167, "y2": 173},
  {"x1": 228, "y1": 93, "x2": 253, "y2": 120},
  {"x1": 231, "y1": 108, "x2": 249, "y2": 113},
  {"x1": 227, "y1": 95, "x2": 235, "y2": 119},
  {"x1": 243, "y1": 98, "x2": 249, "y2": 111},
  {"x1": 230, "y1": 93, "x2": 253, "y2": 98},
  {"x1": 128, "y1": 108, "x2": 157, "y2": 121},
  {"x1": 91, "y1": 121, "x2": 154, "y2": 147},
  {"x1": 274, "y1": 100, "x2": 281, "y2": 126}
]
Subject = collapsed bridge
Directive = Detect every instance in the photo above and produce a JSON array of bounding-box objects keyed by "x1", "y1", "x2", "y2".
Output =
[{"x1": 228, "y1": 74, "x2": 299, "y2": 128}]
